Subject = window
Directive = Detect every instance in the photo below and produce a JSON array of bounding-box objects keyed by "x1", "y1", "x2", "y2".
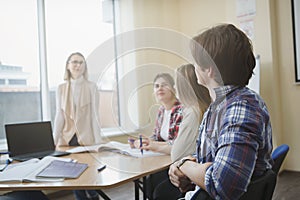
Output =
[
  {"x1": 8, "y1": 79, "x2": 27, "y2": 85},
  {"x1": 0, "y1": 0, "x2": 120, "y2": 148},
  {"x1": 0, "y1": 0, "x2": 41, "y2": 146},
  {"x1": 45, "y1": 0, "x2": 119, "y2": 129}
]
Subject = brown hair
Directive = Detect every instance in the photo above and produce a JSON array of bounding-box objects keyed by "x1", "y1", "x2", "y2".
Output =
[
  {"x1": 153, "y1": 73, "x2": 176, "y2": 102},
  {"x1": 190, "y1": 24, "x2": 255, "y2": 86},
  {"x1": 153, "y1": 73, "x2": 175, "y2": 87},
  {"x1": 176, "y1": 64, "x2": 211, "y2": 117},
  {"x1": 64, "y1": 52, "x2": 88, "y2": 81}
]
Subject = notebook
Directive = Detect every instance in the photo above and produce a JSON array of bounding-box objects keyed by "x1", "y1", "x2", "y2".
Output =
[
  {"x1": 36, "y1": 160, "x2": 88, "y2": 179},
  {"x1": 5, "y1": 121, "x2": 70, "y2": 161}
]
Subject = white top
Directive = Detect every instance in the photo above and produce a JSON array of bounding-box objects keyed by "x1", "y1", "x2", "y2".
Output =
[
  {"x1": 160, "y1": 109, "x2": 171, "y2": 141},
  {"x1": 70, "y1": 76, "x2": 83, "y2": 108},
  {"x1": 171, "y1": 106, "x2": 200, "y2": 162}
]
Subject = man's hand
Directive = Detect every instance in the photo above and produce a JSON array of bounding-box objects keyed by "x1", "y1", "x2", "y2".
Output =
[{"x1": 169, "y1": 161, "x2": 195, "y2": 192}]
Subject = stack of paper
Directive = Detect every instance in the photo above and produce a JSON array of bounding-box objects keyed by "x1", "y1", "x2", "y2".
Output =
[{"x1": 0, "y1": 156, "x2": 79, "y2": 183}]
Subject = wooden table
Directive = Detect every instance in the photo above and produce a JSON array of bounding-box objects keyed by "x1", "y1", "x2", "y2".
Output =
[{"x1": 0, "y1": 150, "x2": 172, "y2": 200}]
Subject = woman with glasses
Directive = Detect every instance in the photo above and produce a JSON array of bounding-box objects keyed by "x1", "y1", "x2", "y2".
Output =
[
  {"x1": 53, "y1": 52, "x2": 104, "y2": 200},
  {"x1": 53, "y1": 52, "x2": 103, "y2": 147}
]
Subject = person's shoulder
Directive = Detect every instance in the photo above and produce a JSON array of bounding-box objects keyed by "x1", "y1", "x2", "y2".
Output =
[
  {"x1": 228, "y1": 87, "x2": 268, "y2": 110},
  {"x1": 182, "y1": 106, "x2": 200, "y2": 119},
  {"x1": 183, "y1": 105, "x2": 199, "y2": 114},
  {"x1": 240, "y1": 87, "x2": 265, "y2": 103},
  {"x1": 172, "y1": 103, "x2": 182, "y2": 113},
  {"x1": 57, "y1": 82, "x2": 67, "y2": 90}
]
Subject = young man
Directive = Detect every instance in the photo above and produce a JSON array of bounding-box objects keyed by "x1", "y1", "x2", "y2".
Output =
[{"x1": 169, "y1": 24, "x2": 273, "y2": 200}]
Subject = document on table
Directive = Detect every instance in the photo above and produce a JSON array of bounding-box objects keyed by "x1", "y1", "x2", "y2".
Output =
[
  {"x1": 66, "y1": 141, "x2": 165, "y2": 157},
  {"x1": 0, "y1": 156, "x2": 74, "y2": 183}
]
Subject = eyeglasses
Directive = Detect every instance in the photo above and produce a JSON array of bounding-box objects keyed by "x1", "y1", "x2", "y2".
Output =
[
  {"x1": 154, "y1": 83, "x2": 170, "y2": 89},
  {"x1": 68, "y1": 60, "x2": 85, "y2": 65}
]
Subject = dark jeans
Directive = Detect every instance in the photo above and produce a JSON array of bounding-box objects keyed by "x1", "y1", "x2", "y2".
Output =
[{"x1": 146, "y1": 169, "x2": 183, "y2": 200}]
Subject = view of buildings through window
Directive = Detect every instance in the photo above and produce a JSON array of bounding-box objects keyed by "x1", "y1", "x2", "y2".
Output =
[{"x1": 0, "y1": 0, "x2": 119, "y2": 143}]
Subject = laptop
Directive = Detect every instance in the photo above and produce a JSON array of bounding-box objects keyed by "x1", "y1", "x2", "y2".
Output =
[{"x1": 5, "y1": 121, "x2": 70, "y2": 161}]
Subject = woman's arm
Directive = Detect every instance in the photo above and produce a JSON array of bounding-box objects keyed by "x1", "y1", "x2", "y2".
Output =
[
  {"x1": 131, "y1": 135, "x2": 172, "y2": 154},
  {"x1": 142, "y1": 139, "x2": 172, "y2": 154},
  {"x1": 53, "y1": 85, "x2": 65, "y2": 145},
  {"x1": 91, "y1": 83, "x2": 104, "y2": 144},
  {"x1": 171, "y1": 107, "x2": 199, "y2": 162}
]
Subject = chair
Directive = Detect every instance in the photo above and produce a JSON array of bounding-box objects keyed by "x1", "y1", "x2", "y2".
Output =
[
  {"x1": 191, "y1": 145, "x2": 290, "y2": 200},
  {"x1": 190, "y1": 170, "x2": 277, "y2": 200},
  {"x1": 271, "y1": 144, "x2": 290, "y2": 174},
  {"x1": 239, "y1": 169, "x2": 277, "y2": 200}
]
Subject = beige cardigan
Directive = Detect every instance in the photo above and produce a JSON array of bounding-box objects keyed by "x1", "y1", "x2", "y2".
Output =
[
  {"x1": 171, "y1": 106, "x2": 200, "y2": 162},
  {"x1": 53, "y1": 78, "x2": 103, "y2": 146}
]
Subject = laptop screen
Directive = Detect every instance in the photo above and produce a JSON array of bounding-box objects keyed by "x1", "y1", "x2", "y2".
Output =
[{"x1": 5, "y1": 121, "x2": 55, "y2": 157}]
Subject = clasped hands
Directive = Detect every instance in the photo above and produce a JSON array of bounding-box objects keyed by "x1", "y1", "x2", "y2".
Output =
[{"x1": 169, "y1": 156, "x2": 196, "y2": 193}]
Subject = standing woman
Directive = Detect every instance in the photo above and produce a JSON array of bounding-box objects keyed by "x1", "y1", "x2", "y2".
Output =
[
  {"x1": 53, "y1": 52, "x2": 103, "y2": 147},
  {"x1": 53, "y1": 52, "x2": 103, "y2": 200}
]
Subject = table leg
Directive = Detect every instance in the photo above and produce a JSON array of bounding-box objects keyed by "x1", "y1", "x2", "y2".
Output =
[
  {"x1": 143, "y1": 176, "x2": 147, "y2": 200},
  {"x1": 134, "y1": 177, "x2": 149, "y2": 200},
  {"x1": 134, "y1": 179, "x2": 140, "y2": 200},
  {"x1": 96, "y1": 189, "x2": 111, "y2": 200}
]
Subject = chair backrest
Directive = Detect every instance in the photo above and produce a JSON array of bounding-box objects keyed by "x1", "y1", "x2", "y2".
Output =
[
  {"x1": 190, "y1": 170, "x2": 277, "y2": 200},
  {"x1": 239, "y1": 169, "x2": 277, "y2": 200},
  {"x1": 271, "y1": 144, "x2": 290, "y2": 174}
]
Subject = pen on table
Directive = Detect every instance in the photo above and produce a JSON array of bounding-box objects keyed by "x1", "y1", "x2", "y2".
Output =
[
  {"x1": 0, "y1": 159, "x2": 12, "y2": 172},
  {"x1": 97, "y1": 164, "x2": 106, "y2": 172},
  {"x1": 139, "y1": 135, "x2": 143, "y2": 155},
  {"x1": 0, "y1": 151, "x2": 10, "y2": 155}
]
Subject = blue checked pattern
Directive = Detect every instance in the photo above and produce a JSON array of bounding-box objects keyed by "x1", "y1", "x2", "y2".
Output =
[{"x1": 196, "y1": 85, "x2": 273, "y2": 200}]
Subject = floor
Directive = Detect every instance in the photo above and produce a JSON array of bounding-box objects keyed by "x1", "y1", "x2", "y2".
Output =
[
  {"x1": 47, "y1": 170, "x2": 300, "y2": 200},
  {"x1": 272, "y1": 170, "x2": 300, "y2": 200}
]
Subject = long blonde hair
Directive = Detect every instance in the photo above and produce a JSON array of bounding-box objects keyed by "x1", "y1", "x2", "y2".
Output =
[{"x1": 175, "y1": 64, "x2": 211, "y2": 118}]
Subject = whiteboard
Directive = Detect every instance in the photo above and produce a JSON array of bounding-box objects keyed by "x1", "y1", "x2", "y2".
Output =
[
  {"x1": 248, "y1": 55, "x2": 260, "y2": 94},
  {"x1": 292, "y1": 0, "x2": 300, "y2": 82}
]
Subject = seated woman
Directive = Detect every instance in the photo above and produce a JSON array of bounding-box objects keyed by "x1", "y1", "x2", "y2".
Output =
[
  {"x1": 130, "y1": 73, "x2": 183, "y2": 155},
  {"x1": 129, "y1": 72, "x2": 183, "y2": 199}
]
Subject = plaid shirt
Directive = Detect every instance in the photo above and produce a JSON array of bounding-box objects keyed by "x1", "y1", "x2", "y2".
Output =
[
  {"x1": 196, "y1": 85, "x2": 273, "y2": 200},
  {"x1": 153, "y1": 100, "x2": 183, "y2": 142}
]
